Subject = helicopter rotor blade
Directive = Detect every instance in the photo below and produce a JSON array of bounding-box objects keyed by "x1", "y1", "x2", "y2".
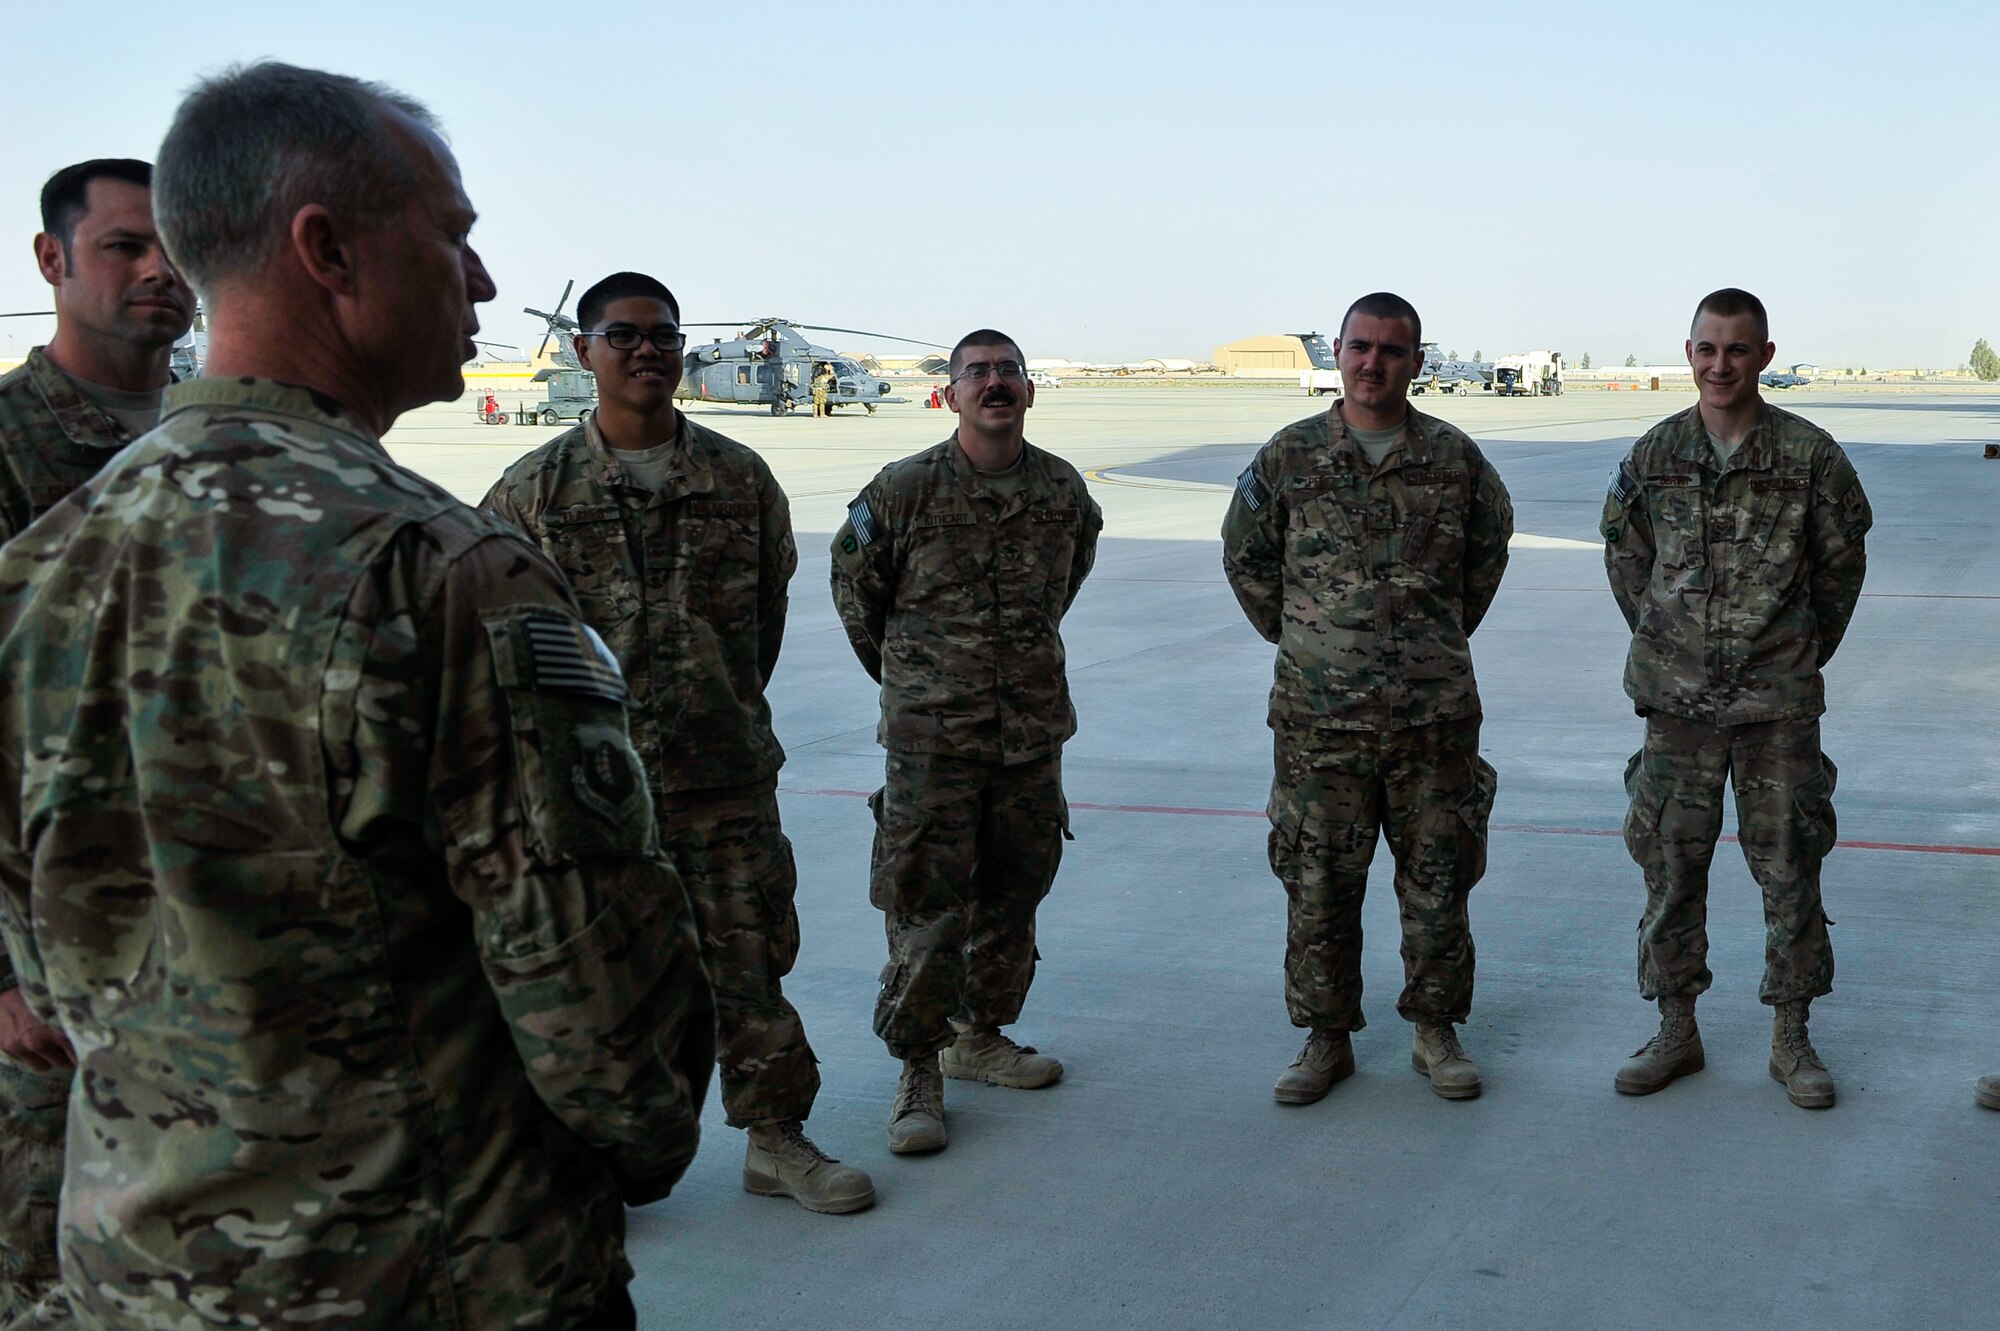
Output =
[
  {"x1": 0, "y1": 311, "x2": 56, "y2": 319},
  {"x1": 552, "y1": 279, "x2": 574, "y2": 320},
  {"x1": 790, "y1": 325, "x2": 950, "y2": 349}
]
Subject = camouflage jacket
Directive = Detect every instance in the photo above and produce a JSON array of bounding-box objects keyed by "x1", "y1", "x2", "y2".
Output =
[
  {"x1": 481, "y1": 414, "x2": 796, "y2": 796},
  {"x1": 831, "y1": 437, "x2": 1102, "y2": 763},
  {"x1": 1601, "y1": 401, "x2": 1871, "y2": 725},
  {"x1": 0, "y1": 348, "x2": 154, "y2": 999},
  {"x1": 0, "y1": 347, "x2": 143, "y2": 544},
  {"x1": 1221, "y1": 406, "x2": 1513, "y2": 733},
  {"x1": 0, "y1": 378, "x2": 714, "y2": 1330}
]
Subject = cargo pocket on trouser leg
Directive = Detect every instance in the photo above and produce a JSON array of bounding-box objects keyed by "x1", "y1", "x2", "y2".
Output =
[
  {"x1": 1454, "y1": 756, "x2": 1498, "y2": 888},
  {"x1": 761, "y1": 830, "x2": 803, "y2": 979},
  {"x1": 1622, "y1": 748, "x2": 1668, "y2": 868},
  {"x1": 1791, "y1": 758, "x2": 1839, "y2": 869},
  {"x1": 0, "y1": 1059, "x2": 69, "y2": 1297},
  {"x1": 965, "y1": 796, "x2": 1065, "y2": 1028}
]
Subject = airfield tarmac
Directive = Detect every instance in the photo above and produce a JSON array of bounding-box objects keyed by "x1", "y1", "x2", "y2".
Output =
[{"x1": 389, "y1": 382, "x2": 2000, "y2": 1330}]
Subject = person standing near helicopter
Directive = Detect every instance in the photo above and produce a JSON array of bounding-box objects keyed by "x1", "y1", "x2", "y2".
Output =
[
  {"x1": 812, "y1": 361, "x2": 836, "y2": 418},
  {"x1": 483, "y1": 271, "x2": 875, "y2": 1216}
]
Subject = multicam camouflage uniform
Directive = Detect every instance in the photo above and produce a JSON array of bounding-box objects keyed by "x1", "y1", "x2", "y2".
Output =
[
  {"x1": 1221, "y1": 406, "x2": 1512, "y2": 1032},
  {"x1": 1602, "y1": 401, "x2": 1870, "y2": 1003},
  {"x1": 0, "y1": 347, "x2": 158, "y2": 1320},
  {"x1": 0, "y1": 378, "x2": 714, "y2": 1330},
  {"x1": 482, "y1": 415, "x2": 818, "y2": 1127},
  {"x1": 831, "y1": 438, "x2": 1101, "y2": 1059}
]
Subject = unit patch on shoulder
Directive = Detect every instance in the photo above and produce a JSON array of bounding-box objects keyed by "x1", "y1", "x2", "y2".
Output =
[
  {"x1": 1236, "y1": 466, "x2": 1271, "y2": 512},
  {"x1": 848, "y1": 499, "x2": 877, "y2": 546},
  {"x1": 525, "y1": 615, "x2": 629, "y2": 705}
]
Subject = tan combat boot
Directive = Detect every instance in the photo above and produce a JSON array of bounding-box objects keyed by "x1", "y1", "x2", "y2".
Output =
[
  {"x1": 744, "y1": 1121, "x2": 876, "y2": 1214},
  {"x1": 1977, "y1": 1075, "x2": 2000, "y2": 1111},
  {"x1": 1274, "y1": 1029, "x2": 1354, "y2": 1105},
  {"x1": 888, "y1": 1056, "x2": 948, "y2": 1154},
  {"x1": 1615, "y1": 995, "x2": 1705, "y2": 1095},
  {"x1": 1411, "y1": 1023, "x2": 1482, "y2": 1099},
  {"x1": 1770, "y1": 1000, "x2": 1836, "y2": 1109},
  {"x1": 940, "y1": 1022, "x2": 1064, "y2": 1089}
]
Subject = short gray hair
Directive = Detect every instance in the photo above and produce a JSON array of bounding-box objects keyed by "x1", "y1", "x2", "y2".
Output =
[{"x1": 155, "y1": 62, "x2": 439, "y2": 293}]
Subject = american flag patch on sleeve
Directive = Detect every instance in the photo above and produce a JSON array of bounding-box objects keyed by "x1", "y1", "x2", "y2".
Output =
[
  {"x1": 1236, "y1": 466, "x2": 1271, "y2": 513},
  {"x1": 525, "y1": 615, "x2": 629, "y2": 705},
  {"x1": 849, "y1": 499, "x2": 878, "y2": 546},
  {"x1": 1608, "y1": 463, "x2": 1638, "y2": 507}
]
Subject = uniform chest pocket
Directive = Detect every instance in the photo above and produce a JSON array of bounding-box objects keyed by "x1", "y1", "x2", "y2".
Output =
[
  {"x1": 544, "y1": 509, "x2": 639, "y2": 620},
  {"x1": 1647, "y1": 484, "x2": 1706, "y2": 568},
  {"x1": 1283, "y1": 494, "x2": 1348, "y2": 580},
  {"x1": 899, "y1": 521, "x2": 986, "y2": 617},
  {"x1": 1009, "y1": 509, "x2": 1079, "y2": 607},
  {"x1": 686, "y1": 501, "x2": 761, "y2": 622},
  {"x1": 1745, "y1": 477, "x2": 1811, "y2": 573}
]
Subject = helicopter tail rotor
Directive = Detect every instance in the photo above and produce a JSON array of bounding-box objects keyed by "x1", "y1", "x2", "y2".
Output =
[{"x1": 529, "y1": 278, "x2": 576, "y2": 360}]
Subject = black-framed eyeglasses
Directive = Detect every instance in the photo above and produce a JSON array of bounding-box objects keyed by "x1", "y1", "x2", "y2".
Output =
[
  {"x1": 584, "y1": 327, "x2": 687, "y2": 353},
  {"x1": 953, "y1": 360, "x2": 1026, "y2": 384}
]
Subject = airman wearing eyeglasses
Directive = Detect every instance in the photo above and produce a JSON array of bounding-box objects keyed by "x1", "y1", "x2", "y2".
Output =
[
  {"x1": 482, "y1": 271, "x2": 876, "y2": 1216},
  {"x1": 830, "y1": 328, "x2": 1102, "y2": 1156}
]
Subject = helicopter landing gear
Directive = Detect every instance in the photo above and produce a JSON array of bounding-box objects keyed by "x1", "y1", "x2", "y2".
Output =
[
  {"x1": 770, "y1": 399, "x2": 785, "y2": 416},
  {"x1": 865, "y1": 403, "x2": 877, "y2": 415}
]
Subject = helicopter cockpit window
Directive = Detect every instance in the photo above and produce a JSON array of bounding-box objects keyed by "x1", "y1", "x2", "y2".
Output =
[{"x1": 833, "y1": 361, "x2": 863, "y2": 378}]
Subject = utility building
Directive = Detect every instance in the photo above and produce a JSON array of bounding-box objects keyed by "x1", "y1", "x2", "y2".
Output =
[{"x1": 1214, "y1": 334, "x2": 1313, "y2": 377}]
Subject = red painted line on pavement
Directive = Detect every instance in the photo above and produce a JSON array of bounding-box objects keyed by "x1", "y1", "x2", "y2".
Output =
[{"x1": 784, "y1": 787, "x2": 1999, "y2": 858}]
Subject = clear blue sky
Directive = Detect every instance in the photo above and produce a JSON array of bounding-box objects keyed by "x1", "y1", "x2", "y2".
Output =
[{"x1": 4, "y1": 0, "x2": 1994, "y2": 367}]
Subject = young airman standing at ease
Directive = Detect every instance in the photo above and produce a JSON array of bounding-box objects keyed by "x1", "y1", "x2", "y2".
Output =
[
  {"x1": 1222, "y1": 292, "x2": 1513, "y2": 1104},
  {"x1": 484, "y1": 272, "x2": 874, "y2": 1215},
  {"x1": 1603, "y1": 288, "x2": 1870, "y2": 1109}
]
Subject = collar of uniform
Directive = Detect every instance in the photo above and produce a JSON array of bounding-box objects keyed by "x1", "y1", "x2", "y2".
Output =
[
  {"x1": 582, "y1": 408, "x2": 715, "y2": 503},
  {"x1": 1667, "y1": 402, "x2": 1777, "y2": 474},
  {"x1": 1324, "y1": 404, "x2": 1436, "y2": 472},
  {"x1": 944, "y1": 433, "x2": 1045, "y2": 513},
  {"x1": 163, "y1": 376, "x2": 379, "y2": 447},
  {"x1": 26, "y1": 346, "x2": 135, "y2": 450}
]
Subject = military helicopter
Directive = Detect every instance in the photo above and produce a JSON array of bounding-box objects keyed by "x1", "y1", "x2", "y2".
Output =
[
  {"x1": 679, "y1": 318, "x2": 946, "y2": 416},
  {"x1": 520, "y1": 281, "x2": 596, "y2": 423},
  {"x1": 521, "y1": 284, "x2": 943, "y2": 419}
]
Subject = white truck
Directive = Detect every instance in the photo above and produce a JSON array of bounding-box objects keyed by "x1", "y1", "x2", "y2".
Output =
[{"x1": 1492, "y1": 350, "x2": 1564, "y2": 397}]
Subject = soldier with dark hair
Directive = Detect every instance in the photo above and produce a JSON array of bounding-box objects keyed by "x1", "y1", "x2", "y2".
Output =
[
  {"x1": 0, "y1": 64, "x2": 713, "y2": 1328},
  {"x1": 1223, "y1": 292, "x2": 1512, "y2": 1106},
  {"x1": 1604, "y1": 288, "x2": 1870, "y2": 1110},
  {"x1": 831, "y1": 328, "x2": 1101, "y2": 1155},
  {"x1": 484, "y1": 272, "x2": 875, "y2": 1216},
  {"x1": 0, "y1": 154, "x2": 192, "y2": 1320}
]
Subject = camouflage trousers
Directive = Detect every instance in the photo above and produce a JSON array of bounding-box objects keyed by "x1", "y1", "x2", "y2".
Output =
[
  {"x1": 0, "y1": 1057, "x2": 66, "y2": 1323},
  {"x1": 868, "y1": 751, "x2": 1068, "y2": 1061},
  {"x1": 1623, "y1": 714, "x2": 1837, "y2": 1004},
  {"x1": 1268, "y1": 717, "x2": 1497, "y2": 1033},
  {"x1": 655, "y1": 782, "x2": 819, "y2": 1128}
]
